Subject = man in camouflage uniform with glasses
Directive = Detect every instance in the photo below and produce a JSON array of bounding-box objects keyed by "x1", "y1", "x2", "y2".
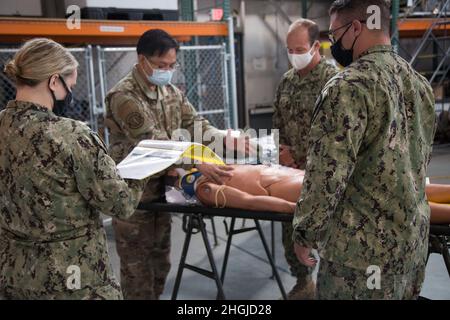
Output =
[
  {"x1": 105, "y1": 30, "x2": 242, "y2": 299},
  {"x1": 293, "y1": 0, "x2": 436, "y2": 299}
]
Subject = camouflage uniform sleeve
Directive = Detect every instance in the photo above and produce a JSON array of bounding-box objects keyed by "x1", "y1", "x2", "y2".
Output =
[
  {"x1": 71, "y1": 127, "x2": 147, "y2": 219},
  {"x1": 272, "y1": 80, "x2": 288, "y2": 146},
  {"x1": 326, "y1": 63, "x2": 340, "y2": 80},
  {"x1": 180, "y1": 91, "x2": 224, "y2": 144},
  {"x1": 292, "y1": 80, "x2": 368, "y2": 249},
  {"x1": 109, "y1": 93, "x2": 158, "y2": 143}
]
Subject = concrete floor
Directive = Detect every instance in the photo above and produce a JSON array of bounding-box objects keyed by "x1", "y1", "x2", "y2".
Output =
[{"x1": 105, "y1": 144, "x2": 450, "y2": 300}]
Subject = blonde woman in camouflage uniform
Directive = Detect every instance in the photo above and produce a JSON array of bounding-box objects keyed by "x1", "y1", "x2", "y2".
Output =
[{"x1": 0, "y1": 38, "x2": 147, "y2": 299}]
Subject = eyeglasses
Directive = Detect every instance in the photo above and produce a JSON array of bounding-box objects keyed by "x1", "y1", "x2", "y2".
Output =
[
  {"x1": 328, "y1": 20, "x2": 366, "y2": 44},
  {"x1": 146, "y1": 57, "x2": 180, "y2": 71}
]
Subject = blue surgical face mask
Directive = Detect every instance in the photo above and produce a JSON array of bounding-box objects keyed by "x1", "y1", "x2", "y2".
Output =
[
  {"x1": 148, "y1": 68, "x2": 174, "y2": 86},
  {"x1": 145, "y1": 57, "x2": 174, "y2": 86}
]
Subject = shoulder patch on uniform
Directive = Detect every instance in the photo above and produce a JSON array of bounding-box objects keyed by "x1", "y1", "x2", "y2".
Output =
[{"x1": 126, "y1": 112, "x2": 145, "y2": 130}]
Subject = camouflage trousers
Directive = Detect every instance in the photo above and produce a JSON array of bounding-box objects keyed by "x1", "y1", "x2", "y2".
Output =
[
  {"x1": 113, "y1": 209, "x2": 172, "y2": 300},
  {"x1": 282, "y1": 222, "x2": 313, "y2": 284},
  {"x1": 316, "y1": 259, "x2": 426, "y2": 300}
]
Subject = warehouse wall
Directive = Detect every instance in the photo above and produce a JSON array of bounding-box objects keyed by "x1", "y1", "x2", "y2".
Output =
[
  {"x1": 0, "y1": 0, "x2": 178, "y2": 17},
  {"x1": 241, "y1": 0, "x2": 333, "y2": 125},
  {"x1": 0, "y1": 0, "x2": 42, "y2": 16},
  {"x1": 196, "y1": 0, "x2": 333, "y2": 125},
  {"x1": 64, "y1": 0, "x2": 178, "y2": 10}
]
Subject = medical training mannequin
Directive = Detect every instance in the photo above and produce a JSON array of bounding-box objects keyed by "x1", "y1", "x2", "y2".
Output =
[{"x1": 173, "y1": 165, "x2": 450, "y2": 224}]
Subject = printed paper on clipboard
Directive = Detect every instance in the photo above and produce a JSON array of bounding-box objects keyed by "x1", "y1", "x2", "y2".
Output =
[{"x1": 116, "y1": 140, "x2": 225, "y2": 180}]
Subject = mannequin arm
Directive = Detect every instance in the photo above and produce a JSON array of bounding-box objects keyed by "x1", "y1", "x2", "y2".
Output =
[
  {"x1": 430, "y1": 202, "x2": 450, "y2": 224},
  {"x1": 426, "y1": 184, "x2": 450, "y2": 203},
  {"x1": 196, "y1": 182, "x2": 296, "y2": 214}
]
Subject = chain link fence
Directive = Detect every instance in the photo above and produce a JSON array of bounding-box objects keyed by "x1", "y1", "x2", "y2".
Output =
[
  {"x1": 1, "y1": 45, "x2": 232, "y2": 141},
  {"x1": 97, "y1": 45, "x2": 231, "y2": 133},
  {"x1": 0, "y1": 50, "x2": 16, "y2": 109},
  {"x1": 0, "y1": 47, "x2": 97, "y2": 129},
  {"x1": 176, "y1": 45, "x2": 230, "y2": 129}
]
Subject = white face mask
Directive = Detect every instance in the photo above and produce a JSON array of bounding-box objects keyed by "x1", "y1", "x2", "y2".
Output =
[{"x1": 287, "y1": 44, "x2": 316, "y2": 70}]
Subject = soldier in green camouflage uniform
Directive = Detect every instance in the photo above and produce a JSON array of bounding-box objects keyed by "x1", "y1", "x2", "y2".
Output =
[
  {"x1": 293, "y1": 0, "x2": 436, "y2": 300},
  {"x1": 0, "y1": 101, "x2": 147, "y2": 299},
  {"x1": 105, "y1": 30, "x2": 232, "y2": 300},
  {"x1": 272, "y1": 19, "x2": 338, "y2": 299},
  {"x1": 0, "y1": 38, "x2": 148, "y2": 300}
]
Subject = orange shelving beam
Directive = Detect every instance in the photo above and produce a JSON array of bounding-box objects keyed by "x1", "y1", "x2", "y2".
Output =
[
  {"x1": 0, "y1": 17, "x2": 229, "y2": 45},
  {"x1": 1, "y1": 17, "x2": 448, "y2": 45},
  {"x1": 398, "y1": 18, "x2": 450, "y2": 37},
  {"x1": 319, "y1": 18, "x2": 449, "y2": 40}
]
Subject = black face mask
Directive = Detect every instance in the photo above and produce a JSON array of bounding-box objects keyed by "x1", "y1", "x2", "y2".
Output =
[
  {"x1": 49, "y1": 75, "x2": 73, "y2": 117},
  {"x1": 331, "y1": 23, "x2": 359, "y2": 67}
]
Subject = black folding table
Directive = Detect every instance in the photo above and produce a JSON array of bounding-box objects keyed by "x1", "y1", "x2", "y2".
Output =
[
  {"x1": 138, "y1": 202, "x2": 292, "y2": 300},
  {"x1": 428, "y1": 224, "x2": 450, "y2": 278},
  {"x1": 138, "y1": 202, "x2": 450, "y2": 300}
]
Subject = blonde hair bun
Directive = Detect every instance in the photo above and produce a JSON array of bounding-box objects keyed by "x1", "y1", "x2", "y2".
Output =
[
  {"x1": 4, "y1": 60, "x2": 19, "y2": 82},
  {"x1": 3, "y1": 38, "x2": 78, "y2": 86}
]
